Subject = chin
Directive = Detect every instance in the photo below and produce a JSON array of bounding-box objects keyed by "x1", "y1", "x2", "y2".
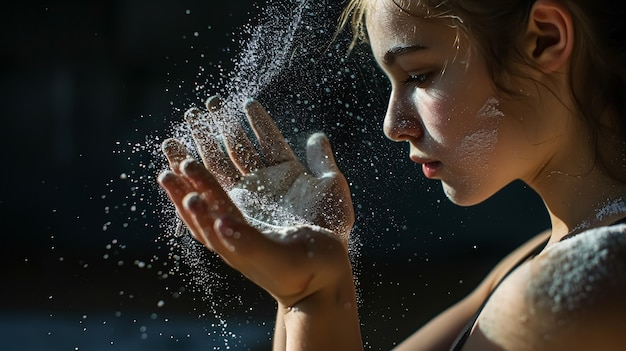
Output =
[{"x1": 441, "y1": 182, "x2": 491, "y2": 207}]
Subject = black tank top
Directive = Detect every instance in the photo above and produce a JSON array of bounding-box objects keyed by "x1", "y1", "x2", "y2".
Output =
[{"x1": 448, "y1": 217, "x2": 626, "y2": 351}]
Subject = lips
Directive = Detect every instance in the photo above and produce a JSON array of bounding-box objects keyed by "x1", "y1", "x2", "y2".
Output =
[
  {"x1": 422, "y1": 161, "x2": 441, "y2": 178},
  {"x1": 410, "y1": 155, "x2": 441, "y2": 179}
]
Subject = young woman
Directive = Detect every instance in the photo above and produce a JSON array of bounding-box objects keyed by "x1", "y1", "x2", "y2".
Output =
[{"x1": 157, "y1": 0, "x2": 626, "y2": 349}]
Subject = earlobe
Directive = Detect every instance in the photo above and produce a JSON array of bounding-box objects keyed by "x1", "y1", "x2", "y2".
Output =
[{"x1": 524, "y1": 0, "x2": 574, "y2": 72}]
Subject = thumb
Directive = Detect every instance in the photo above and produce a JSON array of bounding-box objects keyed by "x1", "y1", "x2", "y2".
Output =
[{"x1": 306, "y1": 132, "x2": 340, "y2": 177}]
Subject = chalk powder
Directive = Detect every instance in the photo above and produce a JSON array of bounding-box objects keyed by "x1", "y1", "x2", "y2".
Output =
[
  {"x1": 570, "y1": 197, "x2": 626, "y2": 232},
  {"x1": 100, "y1": 0, "x2": 393, "y2": 348},
  {"x1": 450, "y1": 97, "x2": 503, "y2": 193},
  {"x1": 463, "y1": 97, "x2": 503, "y2": 161},
  {"x1": 477, "y1": 223, "x2": 626, "y2": 347},
  {"x1": 531, "y1": 224, "x2": 626, "y2": 314},
  {"x1": 476, "y1": 97, "x2": 504, "y2": 119},
  {"x1": 529, "y1": 198, "x2": 626, "y2": 315},
  {"x1": 227, "y1": 162, "x2": 315, "y2": 233},
  {"x1": 150, "y1": 0, "x2": 346, "y2": 347}
]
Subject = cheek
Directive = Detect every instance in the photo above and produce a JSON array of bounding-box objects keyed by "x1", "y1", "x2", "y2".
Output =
[
  {"x1": 457, "y1": 128, "x2": 499, "y2": 169},
  {"x1": 452, "y1": 97, "x2": 504, "y2": 172},
  {"x1": 417, "y1": 73, "x2": 480, "y2": 143},
  {"x1": 416, "y1": 90, "x2": 458, "y2": 143},
  {"x1": 417, "y1": 90, "x2": 478, "y2": 147},
  {"x1": 434, "y1": 95, "x2": 504, "y2": 168}
]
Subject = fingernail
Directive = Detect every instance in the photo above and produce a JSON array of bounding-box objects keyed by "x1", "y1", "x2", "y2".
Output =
[
  {"x1": 183, "y1": 192, "x2": 202, "y2": 211},
  {"x1": 243, "y1": 98, "x2": 257, "y2": 110},
  {"x1": 180, "y1": 158, "x2": 200, "y2": 174},
  {"x1": 306, "y1": 132, "x2": 327, "y2": 146},
  {"x1": 184, "y1": 107, "x2": 204, "y2": 121},
  {"x1": 161, "y1": 138, "x2": 183, "y2": 154},
  {"x1": 205, "y1": 95, "x2": 223, "y2": 111},
  {"x1": 157, "y1": 170, "x2": 176, "y2": 183}
]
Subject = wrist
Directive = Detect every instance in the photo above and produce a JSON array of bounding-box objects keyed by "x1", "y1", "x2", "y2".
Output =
[{"x1": 281, "y1": 270, "x2": 363, "y2": 350}]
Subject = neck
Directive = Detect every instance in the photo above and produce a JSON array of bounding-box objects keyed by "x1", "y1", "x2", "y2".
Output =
[{"x1": 531, "y1": 166, "x2": 626, "y2": 245}]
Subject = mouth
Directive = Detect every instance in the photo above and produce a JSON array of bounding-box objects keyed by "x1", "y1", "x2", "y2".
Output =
[
  {"x1": 410, "y1": 155, "x2": 441, "y2": 179},
  {"x1": 421, "y1": 161, "x2": 441, "y2": 179}
]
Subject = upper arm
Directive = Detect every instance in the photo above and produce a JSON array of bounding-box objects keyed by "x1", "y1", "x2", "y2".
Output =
[{"x1": 392, "y1": 230, "x2": 551, "y2": 351}]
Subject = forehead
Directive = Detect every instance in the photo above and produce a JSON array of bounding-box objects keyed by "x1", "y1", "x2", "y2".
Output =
[
  {"x1": 365, "y1": 0, "x2": 423, "y2": 41},
  {"x1": 365, "y1": 0, "x2": 458, "y2": 60}
]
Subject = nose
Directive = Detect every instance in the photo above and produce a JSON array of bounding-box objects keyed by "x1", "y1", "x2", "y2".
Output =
[{"x1": 383, "y1": 93, "x2": 422, "y2": 142}]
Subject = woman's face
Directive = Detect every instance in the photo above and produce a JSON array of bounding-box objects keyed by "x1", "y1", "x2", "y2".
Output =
[{"x1": 366, "y1": 0, "x2": 555, "y2": 206}]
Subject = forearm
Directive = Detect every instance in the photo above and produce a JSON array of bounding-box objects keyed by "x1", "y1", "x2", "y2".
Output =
[
  {"x1": 281, "y1": 272, "x2": 363, "y2": 351},
  {"x1": 273, "y1": 304, "x2": 287, "y2": 351}
]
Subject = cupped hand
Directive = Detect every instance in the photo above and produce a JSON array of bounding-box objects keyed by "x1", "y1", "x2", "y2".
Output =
[{"x1": 157, "y1": 96, "x2": 355, "y2": 305}]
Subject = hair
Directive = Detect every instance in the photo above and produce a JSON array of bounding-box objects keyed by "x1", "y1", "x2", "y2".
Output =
[{"x1": 338, "y1": 0, "x2": 626, "y2": 182}]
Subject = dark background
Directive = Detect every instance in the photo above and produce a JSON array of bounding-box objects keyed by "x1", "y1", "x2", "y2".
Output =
[{"x1": 0, "y1": 1, "x2": 550, "y2": 350}]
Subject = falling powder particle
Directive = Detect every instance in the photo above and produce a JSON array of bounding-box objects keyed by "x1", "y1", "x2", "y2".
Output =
[{"x1": 122, "y1": 0, "x2": 390, "y2": 348}]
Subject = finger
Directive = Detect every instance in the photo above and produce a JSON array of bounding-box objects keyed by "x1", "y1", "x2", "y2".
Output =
[
  {"x1": 184, "y1": 106, "x2": 240, "y2": 189},
  {"x1": 206, "y1": 96, "x2": 264, "y2": 174},
  {"x1": 305, "y1": 132, "x2": 341, "y2": 177},
  {"x1": 178, "y1": 158, "x2": 250, "y2": 255},
  {"x1": 162, "y1": 138, "x2": 190, "y2": 175},
  {"x1": 182, "y1": 192, "x2": 231, "y2": 254},
  {"x1": 211, "y1": 214, "x2": 279, "y2": 267},
  {"x1": 157, "y1": 170, "x2": 211, "y2": 247},
  {"x1": 179, "y1": 158, "x2": 242, "y2": 218},
  {"x1": 222, "y1": 124, "x2": 264, "y2": 174},
  {"x1": 244, "y1": 99, "x2": 296, "y2": 165}
]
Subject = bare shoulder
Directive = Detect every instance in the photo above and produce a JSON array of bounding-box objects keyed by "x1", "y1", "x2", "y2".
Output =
[
  {"x1": 468, "y1": 225, "x2": 626, "y2": 351},
  {"x1": 528, "y1": 224, "x2": 626, "y2": 315},
  {"x1": 526, "y1": 224, "x2": 626, "y2": 349}
]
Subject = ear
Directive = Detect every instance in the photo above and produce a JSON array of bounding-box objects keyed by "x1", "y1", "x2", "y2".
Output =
[{"x1": 524, "y1": 0, "x2": 574, "y2": 72}]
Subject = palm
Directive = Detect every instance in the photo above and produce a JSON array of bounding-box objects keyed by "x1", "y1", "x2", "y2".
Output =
[{"x1": 233, "y1": 159, "x2": 352, "y2": 240}]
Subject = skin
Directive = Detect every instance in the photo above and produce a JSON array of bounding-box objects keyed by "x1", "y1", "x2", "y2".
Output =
[{"x1": 157, "y1": 0, "x2": 626, "y2": 350}]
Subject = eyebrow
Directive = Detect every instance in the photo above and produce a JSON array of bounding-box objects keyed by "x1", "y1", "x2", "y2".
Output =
[{"x1": 382, "y1": 45, "x2": 427, "y2": 65}]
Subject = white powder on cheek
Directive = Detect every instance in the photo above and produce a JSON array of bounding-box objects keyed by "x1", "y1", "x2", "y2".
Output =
[
  {"x1": 429, "y1": 87, "x2": 447, "y2": 102},
  {"x1": 451, "y1": 128, "x2": 498, "y2": 192},
  {"x1": 458, "y1": 96, "x2": 503, "y2": 163},
  {"x1": 441, "y1": 130, "x2": 498, "y2": 204},
  {"x1": 477, "y1": 97, "x2": 505, "y2": 118},
  {"x1": 458, "y1": 97, "x2": 503, "y2": 180},
  {"x1": 440, "y1": 97, "x2": 503, "y2": 200},
  {"x1": 459, "y1": 129, "x2": 498, "y2": 165}
]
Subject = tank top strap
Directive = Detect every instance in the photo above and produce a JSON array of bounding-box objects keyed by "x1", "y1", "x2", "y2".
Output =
[{"x1": 611, "y1": 216, "x2": 626, "y2": 226}]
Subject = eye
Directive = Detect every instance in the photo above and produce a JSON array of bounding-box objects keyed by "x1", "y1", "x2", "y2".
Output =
[{"x1": 404, "y1": 73, "x2": 431, "y2": 87}]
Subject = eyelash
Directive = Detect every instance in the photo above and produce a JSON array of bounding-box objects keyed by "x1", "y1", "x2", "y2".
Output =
[{"x1": 404, "y1": 73, "x2": 431, "y2": 87}]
